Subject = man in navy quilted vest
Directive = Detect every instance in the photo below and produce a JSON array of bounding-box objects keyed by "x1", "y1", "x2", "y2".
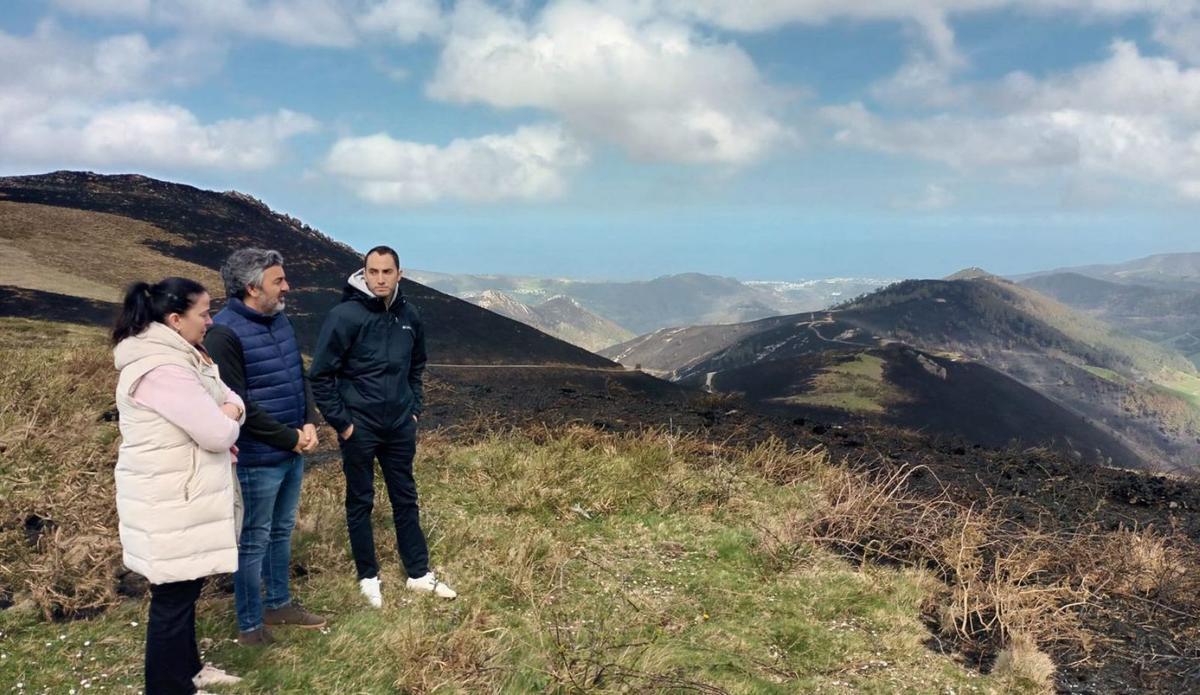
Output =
[{"x1": 205, "y1": 248, "x2": 327, "y2": 646}]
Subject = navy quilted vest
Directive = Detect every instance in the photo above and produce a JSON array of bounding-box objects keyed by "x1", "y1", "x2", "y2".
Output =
[{"x1": 212, "y1": 298, "x2": 306, "y2": 466}]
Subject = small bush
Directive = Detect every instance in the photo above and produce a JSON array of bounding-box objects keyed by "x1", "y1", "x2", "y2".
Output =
[{"x1": 992, "y1": 632, "x2": 1056, "y2": 694}]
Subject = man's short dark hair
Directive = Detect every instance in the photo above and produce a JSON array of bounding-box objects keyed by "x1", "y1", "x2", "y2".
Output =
[{"x1": 364, "y1": 245, "x2": 400, "y2": 270}]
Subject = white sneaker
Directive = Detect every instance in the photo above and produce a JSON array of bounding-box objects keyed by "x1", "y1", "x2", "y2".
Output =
[
  {"x1": 193, "y1": 664, "x2": 242, "y2": 688},
  {"x1": 406, "y1": 572, "x2": 457, "y2": 599},
  {"x1": 359, "y1": 576, "x2": 383, "y2": 608}
]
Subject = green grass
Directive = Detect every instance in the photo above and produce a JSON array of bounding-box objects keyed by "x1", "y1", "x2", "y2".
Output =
[
  {"x1": 2, "y1": 429, "x2": 1014, "y2": 694},
  {"x1": 1155, "y1": 369, "x2": 1200, "y2": 409},
  {"x1": 773, "y1": 354, "x2": 904, "y2": 415},
  {"x1": 0, "y1": 318, "x2": 1037, "y2": 693},
  {"x1": 1080, "y1": 364, "x2": 1128, "y2": 384}
]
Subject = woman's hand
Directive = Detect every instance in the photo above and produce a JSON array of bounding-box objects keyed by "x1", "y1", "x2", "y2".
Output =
[{"x1": 220, "y1": 402, "x2": 243, "y2": 421}]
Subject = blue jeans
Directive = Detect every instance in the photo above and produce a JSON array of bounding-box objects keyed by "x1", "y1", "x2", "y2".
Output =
[{"x1": 234, "y1": 455, "x2": 303, "y2": 633}]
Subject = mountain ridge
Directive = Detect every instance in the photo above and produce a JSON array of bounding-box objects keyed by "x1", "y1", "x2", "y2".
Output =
[
  {"x1": 608, "y1": 274, "x2": 1200, "y2": 474},
  {"x1": 0, "y1": 171, "x2": 614, "y2": 368}
]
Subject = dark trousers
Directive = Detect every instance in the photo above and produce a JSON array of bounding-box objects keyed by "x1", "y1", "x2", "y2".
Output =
[
  {"x1": 340, "y1": 417, "x2": 429, "y2": 580},
  {"x1": 146, "y1": 578, "x2": 204, "y2": 695}
]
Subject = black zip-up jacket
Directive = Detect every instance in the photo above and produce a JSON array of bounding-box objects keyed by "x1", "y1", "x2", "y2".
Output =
[{"x1": 309, "y1": 272, "x2": 427, "y2": 435}]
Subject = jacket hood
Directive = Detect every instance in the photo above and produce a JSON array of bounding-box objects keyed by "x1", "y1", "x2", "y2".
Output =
[
  {"x1": 113, "y1": 321, "x2": 200, "y2": 371},
  {"x1": 343, "y1": 269, "x2": 403, "y2": 310}
]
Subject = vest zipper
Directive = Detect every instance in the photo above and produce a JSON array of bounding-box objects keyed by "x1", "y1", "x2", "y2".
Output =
[{"x1": 183, "y1": 449, "x2": 198, "y2": 501}]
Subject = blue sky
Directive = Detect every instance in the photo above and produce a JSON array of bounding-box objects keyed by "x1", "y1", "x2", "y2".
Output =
[{"x1": 2, "y1": 0, "x2": 1199, "y2": 281}]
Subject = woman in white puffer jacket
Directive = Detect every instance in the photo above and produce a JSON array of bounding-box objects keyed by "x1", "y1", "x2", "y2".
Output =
[{"x1": 112, "y1": 276, "x2": 245, "y2": 695}]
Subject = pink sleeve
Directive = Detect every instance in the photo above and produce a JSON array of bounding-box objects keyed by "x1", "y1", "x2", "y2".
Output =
[
  {"x1": 224, "y1": 387, "x2": 245, "y2": 421},
  {"x1": 133, "y1": 365, "x2": 241, "y2": 452}
]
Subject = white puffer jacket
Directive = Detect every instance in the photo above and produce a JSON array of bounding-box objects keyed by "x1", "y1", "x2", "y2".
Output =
[{"x1": 114, "y1": 322, "x2": 240, "y2": 585}]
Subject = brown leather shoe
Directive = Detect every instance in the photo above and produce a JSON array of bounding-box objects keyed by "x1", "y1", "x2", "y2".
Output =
[
  {"x1": 238, "y1": 627, "x2": 275, "y2": 646},
  {"x1": 264, "y1": 603, "x2": 327, "y2": 629}
]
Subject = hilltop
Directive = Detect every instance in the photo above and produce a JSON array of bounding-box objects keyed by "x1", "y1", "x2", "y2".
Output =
[
  {"x1": 607, "y1": 274, "x2": 1200, "y2": 475},
  {"x1": 0, "y1": 171, "x2": 612, "y2": 367}
]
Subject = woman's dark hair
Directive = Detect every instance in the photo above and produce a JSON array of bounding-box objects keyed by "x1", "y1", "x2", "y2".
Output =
[{"x1": 111, "y1": 277, "x2": 207, "y2": 345}]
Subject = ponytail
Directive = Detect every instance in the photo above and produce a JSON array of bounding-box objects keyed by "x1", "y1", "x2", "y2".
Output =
[{"x1": 111, "y1": 277, "x2": 207, "y2": 345}]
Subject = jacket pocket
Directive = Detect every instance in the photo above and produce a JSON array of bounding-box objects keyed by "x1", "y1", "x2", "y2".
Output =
[{"x1": 183, "y1": 448, "x2": 199, "y2": 502}]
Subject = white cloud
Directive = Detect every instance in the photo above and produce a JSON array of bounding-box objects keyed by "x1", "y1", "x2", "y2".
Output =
[
  {"x1": 0, "y1": 20, "x2": 222, "y2": 110},
  {"x1": 357, "y1": 0, "x2": 445, "y2": 42},
  {"x1": 50, "y1": 0, "x2": 1200, "y2": 65},
  {"x1": 427, "y1": 0, "x2": 789, "y2": 165},
  {"x1": 324, "y1": 124, "x2": 589, "y2": 204},
  {"x1": 828, "y1": 40, "x2": 1200, "y2": 200},
  {"x1": 0, "y1": 24, "x2": 314, "y2": 171},
  {"x1": 3, "y1": 102, "x2": 318, "y2": 170},
  {"x1": 52, "y1": 0, "x2": 446, "y2": 47}
]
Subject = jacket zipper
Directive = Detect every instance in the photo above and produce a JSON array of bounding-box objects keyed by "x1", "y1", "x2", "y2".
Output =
[{"x1": 183, "y1": 449, "x2": 198, "y2": 501}]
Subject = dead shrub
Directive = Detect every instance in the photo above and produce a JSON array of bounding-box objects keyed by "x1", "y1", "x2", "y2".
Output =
[
  {"x1": 1095, "y1": 528, "x2": 1189, "y2": 597},
  {"x1": 773, "y1": 460, "x2": 1089, "y2": 655},
  {"x1": 992, "y1": 632, "x2": 1056, "y2": 694}
]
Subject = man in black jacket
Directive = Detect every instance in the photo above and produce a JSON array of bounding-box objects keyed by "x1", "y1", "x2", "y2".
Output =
[{"x1": 309, "y1": 245, "x2": 456, "y2": 607}]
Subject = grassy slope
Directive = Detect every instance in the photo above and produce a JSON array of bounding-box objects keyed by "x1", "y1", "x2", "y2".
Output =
[
  {"x1": 770, "y1": 354, "x2": 903, "y2": 415},
  {"x1": 0, "y1": 318, "x2": 1019, "y2": 694},
  {"x1": 0, "y1": 200, "x2": 224, "y2": 303}
]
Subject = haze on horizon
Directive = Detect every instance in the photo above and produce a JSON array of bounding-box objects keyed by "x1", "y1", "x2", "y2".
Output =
[{"x1": 2, "y1": 0, "x2": 1199, "y2": 281}]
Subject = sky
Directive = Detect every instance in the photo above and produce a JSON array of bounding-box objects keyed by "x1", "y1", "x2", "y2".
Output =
[{"x1": 2, "y1": 0, "x2": 1199, "y2": 282}]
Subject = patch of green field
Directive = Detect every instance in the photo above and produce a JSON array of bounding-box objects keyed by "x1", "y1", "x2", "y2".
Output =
[
  {"x1": 772, "y1": 354, "x2": 904, "y2": 414},
  {"x1": 1153, "y1": 368, "x2": 1200, "y2": 409},
  {"x1": 1080, "y1": 364, "x2": 1128, "y2": 384}
]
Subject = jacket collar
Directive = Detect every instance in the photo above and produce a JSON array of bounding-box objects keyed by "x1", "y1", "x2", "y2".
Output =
[
  {"x1": 226, "y1": 296, "x2": 280, "y2": 325},
  {"x1": 113, "y1": 321, "x2": 207, "y2": 370}
]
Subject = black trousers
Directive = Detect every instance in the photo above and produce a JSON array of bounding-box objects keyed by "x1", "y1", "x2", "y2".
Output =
[
  {"x1": 340, "y1": 417, "x2": 430, "y2": 581},
  {"x1": 145, "y1": 577, "x2": 204, "y2": 695}
]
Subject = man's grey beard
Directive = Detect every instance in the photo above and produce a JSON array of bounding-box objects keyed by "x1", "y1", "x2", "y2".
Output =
[{"x1": 264, "y1": 297, "x2": 285, "y2": 315}]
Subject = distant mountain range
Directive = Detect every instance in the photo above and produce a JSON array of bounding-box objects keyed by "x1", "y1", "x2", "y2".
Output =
[
  {"x1": 407, "y1": 269, "x2": 893, "y2": 351},
  {"x1": 605, "y1": 271, "x2": 1200, "y2": 475},
  {"x1": 1016, "y1": 252, "x2": 1200, "y2": 290},
  {"x1": 465, "y1": 290, "x2": 633, "y2": 352},
  {"x1": 1015, "y1": 255, "x2": 1200, "y2": 368}
]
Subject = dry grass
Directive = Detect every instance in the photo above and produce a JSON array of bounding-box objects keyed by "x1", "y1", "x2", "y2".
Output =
[
  {"x1": 0, "y1": 318, "x2": 123, "y2": 619},
  {"x1": 0, "y1": 201, "x2": 223, "y2": 301},
  {"x1": 749, "y1": 450, "x2": 1200, "y2": 683},
  {"x1": 757, "y1": 459, "x2": 1089, "y2": 652},
  {"x1": 992, "y1": 632, "x2": 1056, "y2": 693},
  {"x1": 1096, "y1": 528, "x2": 1188, "y2": 596}
]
